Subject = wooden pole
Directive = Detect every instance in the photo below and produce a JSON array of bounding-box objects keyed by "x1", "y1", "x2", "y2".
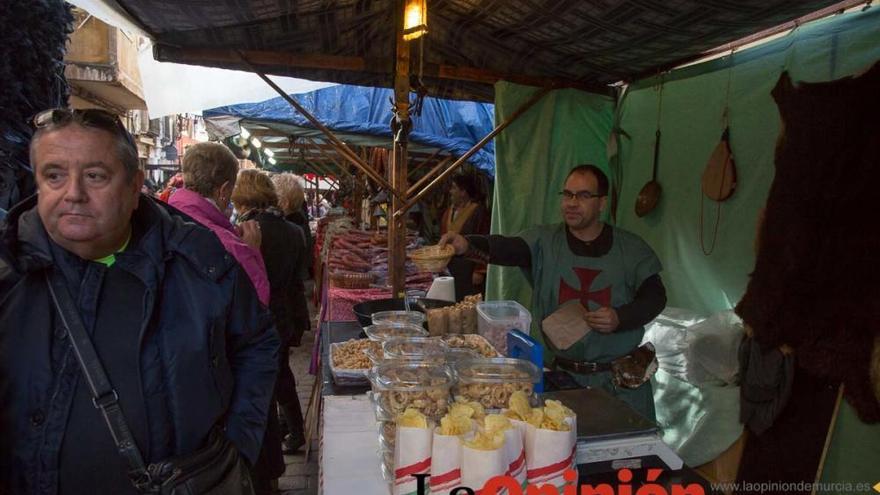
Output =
[
  {"x1": 306, "y1": 137, "x2": 354, "y2": 180},
  {"x1": 238, "y1": 52, "x2": 402, "y2": 199},
  {"x1": 389, "y1": 0, "x2": 411, "y2": 296},
  {"x1": 407, "y1": 155, "x2": 453, "y2": 198},
  {"x1": 395, "y1": 86, "x2": 552, "y2": 217},
  {"x1": 407, "y1": 148, "x2": 443, "y2": 180}
]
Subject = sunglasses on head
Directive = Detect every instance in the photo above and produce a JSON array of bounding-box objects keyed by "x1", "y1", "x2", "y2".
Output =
[{"x1": 31, "y1": 108, "x2": 137, "y2": 151}]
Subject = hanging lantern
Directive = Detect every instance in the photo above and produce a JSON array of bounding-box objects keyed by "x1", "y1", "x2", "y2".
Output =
[{"x1": 403, "y1": 0, "x2": 428, "y2": 40}]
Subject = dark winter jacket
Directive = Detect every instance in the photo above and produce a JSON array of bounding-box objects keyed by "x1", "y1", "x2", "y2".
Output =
[
  {"x1": 0, "y1": 194, "x2": 279, "y2": 495},
  {"x1": 239, "y1": 208, "x2": 308, "y2": 344}
]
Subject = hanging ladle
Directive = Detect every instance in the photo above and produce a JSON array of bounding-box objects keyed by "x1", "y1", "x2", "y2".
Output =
[{"x1": 635, "y1": 128, "x2": 662, "y2": 217}]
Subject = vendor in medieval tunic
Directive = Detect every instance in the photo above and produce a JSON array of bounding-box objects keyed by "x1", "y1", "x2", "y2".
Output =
[
  {"x1": 441, "y1": 165, "x2": 666, "y2": 420},
  {"x1": 440, "y1": 174, "x2": 490, "y2": 301}
]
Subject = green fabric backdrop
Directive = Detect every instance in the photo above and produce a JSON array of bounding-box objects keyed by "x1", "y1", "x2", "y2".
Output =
[
  {"x1": 487, "y1": 7, "x2": 880, "y2": 487},
  {"x1": 488, "y1": 6, "x2": 880, "y2": 316},
  {"x1": 486, "y1": 85, "x2": 614, "y2": 309}
]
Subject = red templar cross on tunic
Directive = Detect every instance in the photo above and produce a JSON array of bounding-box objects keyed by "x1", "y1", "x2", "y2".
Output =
[{"x1": 558, "y1": 267, "x2": 612, "y2": 309}]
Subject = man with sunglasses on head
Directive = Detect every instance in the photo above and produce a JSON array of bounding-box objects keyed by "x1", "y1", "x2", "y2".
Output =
[
  {"x1": 0, "y1": 108, "x2": 279, "y2": 494},
  {"x1": 441, "y1": 164, "x2": 666, "y2": 421}
]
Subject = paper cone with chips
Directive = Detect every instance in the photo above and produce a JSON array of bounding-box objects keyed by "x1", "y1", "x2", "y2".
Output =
[
  {"x1": 393, "y1": 409, "x2": 434, "y2": 495},
  {"x1": 460, "y1": 430, "x2": 508, "y2": 492},
  {"x1": 521, "y1": 401, "x2": 577, "y2": 489},
  {"x1": 483, "y1": 414, "x2": 527, "y2": 489},
  {"x1": 430, "y1": 412, "x2": 474, "y2": 493}
]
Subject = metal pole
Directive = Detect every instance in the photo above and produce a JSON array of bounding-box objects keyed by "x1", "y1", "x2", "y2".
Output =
[{"x1": 395, "y1": 86, "x2": 552, "y2": 218}]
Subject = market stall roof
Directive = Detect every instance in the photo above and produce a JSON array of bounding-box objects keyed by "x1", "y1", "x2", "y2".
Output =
[
  {"x1": 111, "y1": 0, "x2": 846, "y2": 101},
  {"x1": 203, "y1": 83, "x2": 496, "y2": 175}
]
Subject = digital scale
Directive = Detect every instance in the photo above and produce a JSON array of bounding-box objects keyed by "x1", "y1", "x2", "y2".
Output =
[
  {"x1": 507, "y1": 327, "x2": 683, "y2": 475},
  {"x1": 542, "y1": 383, "x2": 683, "y2": 474}
]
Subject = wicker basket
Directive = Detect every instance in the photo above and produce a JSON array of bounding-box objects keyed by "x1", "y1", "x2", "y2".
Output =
[
  {"x1": 330, "y1": 270, "x2": 374, "y2": 289},
  {"x1": 409, "y1": 245, "x2": 454, "y2": 273}
]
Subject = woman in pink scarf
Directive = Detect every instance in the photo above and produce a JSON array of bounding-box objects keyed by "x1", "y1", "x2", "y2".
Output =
[{"x1": 167, "y1": 142, "x2": 270, "y2": 306}]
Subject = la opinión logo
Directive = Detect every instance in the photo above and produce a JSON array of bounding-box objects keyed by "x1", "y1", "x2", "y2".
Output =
[{"x1": 412, "y1": 468, "x2": 706, "y2": 495}]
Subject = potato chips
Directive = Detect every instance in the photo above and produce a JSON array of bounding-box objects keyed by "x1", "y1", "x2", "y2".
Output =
[
  {"x1": 463, "y1": 430, "x2": 505, "y2": 451},
  {"x1": 397, "y1": 408, "x2": 429, "y2": 428},
  {"x1": 449, "y1": 400, "x2": 485, "y2": 420},
  {"x1": 508, "y1": 390, "x2": 532, "y2": 421},
  {"x1": 483, "y1": 414, "x2": 512, "y2": 433},
  {"x1": 439, "y1": 414, "x2": 473, "y2": 436},
  {"x1": 506, "y1": 392, "x2": 573, "y2": 431}
]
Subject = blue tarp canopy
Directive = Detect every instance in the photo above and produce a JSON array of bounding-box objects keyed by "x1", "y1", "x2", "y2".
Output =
[{"x1": 203, "y1": 84, "x2": 496, "y2": 176}]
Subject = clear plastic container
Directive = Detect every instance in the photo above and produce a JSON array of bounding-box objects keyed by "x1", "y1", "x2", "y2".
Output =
[
  {"x1": 363, "y1": 323, "x2": 428, "y2": 342},
  {"x1": 367, "y1": 361, "x2": 454, "y2": 419},
  {"x1": 378, "y1": 420, "x2": 396, "y2": 450},
  {"x1": 442, "y1": 333, "x2": 500, "y2": 358},
  {"x1": 475, "y1": 301, "x2": 532, "y2": 355},
  {"x1": 328, "y1": 340, "x2": 381, "y2": 386},
  {"x1": 452, "y1": 357, "x2": 541, "y2": 409},
  {"x1": 383, "y1": 337, "x2": 448, "y2": 363},
  {"x1": 445, "y1": 347, "x2": 480, "y2": 363},
  {"x1": 371, "y1": 310, "x2": 426, "y2": 327}
]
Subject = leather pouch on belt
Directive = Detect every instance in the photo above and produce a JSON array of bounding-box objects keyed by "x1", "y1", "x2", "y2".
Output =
[{"x1": 611, "y1": 342, "x2": 658, "y2": 389}]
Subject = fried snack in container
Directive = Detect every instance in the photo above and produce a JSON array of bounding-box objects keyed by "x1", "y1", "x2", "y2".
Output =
[
  {"x1": 442, "y1": 334, "x2": 499, "y2": 358},
  {"x1": 367, "y1": 361, "x2": 454, "y2": 419},
  {"x1": 452, "y1": 357, "x2": 540, "y2": 409},
  {"x1": 382, "y1": 336, "x2": 448, "y2": 363}
]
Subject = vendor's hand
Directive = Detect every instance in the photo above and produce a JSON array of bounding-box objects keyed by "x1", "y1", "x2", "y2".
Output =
[
  {"x1": 472, "y1": 272, "x2": 485, "y2": 286},
  {"x1": 585, "y1": 307, "x2": 619, "y2": 333},
  {"x1": 240, "y1": 220, "x2": 262, "y2": 250},
  {"x1": 439, "y1": 232, "x2": 469, "y2": 255}
]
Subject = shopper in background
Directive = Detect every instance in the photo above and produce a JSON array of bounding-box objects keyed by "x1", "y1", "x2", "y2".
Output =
[
  {"x1": 167, "y1": 142, "x2": 269, "y2": 306},
  {"x1": 233, "y1": 170, "x2": 309, "y2": 493}
]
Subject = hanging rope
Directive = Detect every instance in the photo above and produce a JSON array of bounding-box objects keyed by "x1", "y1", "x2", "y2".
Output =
[{"x1": 700, "y1": 48, "x2": 735, "y2": 256}]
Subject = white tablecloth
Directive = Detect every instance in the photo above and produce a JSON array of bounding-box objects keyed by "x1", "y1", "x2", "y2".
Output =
[{"x1": 320, "y1": 394, "x2": 389, "y2": 495}]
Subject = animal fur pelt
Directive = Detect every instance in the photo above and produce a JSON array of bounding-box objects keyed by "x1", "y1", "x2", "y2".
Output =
[
  {"x1": 736, "y1": 63, "x2": 880, "y2": 423},
  {"x1": 0, "y1": 0, "x2": 73, "y2": 210}
]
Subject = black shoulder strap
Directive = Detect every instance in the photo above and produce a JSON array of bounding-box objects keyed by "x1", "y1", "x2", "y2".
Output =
[{"x1": 44, "y1": 269, "x2": 154, "y2": 491}]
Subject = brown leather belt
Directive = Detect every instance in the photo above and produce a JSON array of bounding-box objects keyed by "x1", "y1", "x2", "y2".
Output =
[{"x1": 554, "y1": 356, "x2": 613, "y2": 374}]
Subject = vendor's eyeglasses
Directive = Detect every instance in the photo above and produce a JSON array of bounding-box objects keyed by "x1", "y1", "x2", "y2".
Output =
[
  {"x1": 31, "y1": 108, "x2": 137, "y2": 151},
  {"x1": 559, "y1": 190, "x2": 605, "y2": 201}
]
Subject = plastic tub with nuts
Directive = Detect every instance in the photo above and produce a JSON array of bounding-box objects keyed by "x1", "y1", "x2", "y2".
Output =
[
  {"x1": 328, "y1": 339, "x2": 382, "y2": 386},
  {"x1": 451, "y1": 357, "x2": 541, "y2": 410},
  {"x1": 475, "y1": 300, "x2": 531, "y2": 355},
  {"x1": 367, "y1": 361, "x2": 455, "y2": 420}
]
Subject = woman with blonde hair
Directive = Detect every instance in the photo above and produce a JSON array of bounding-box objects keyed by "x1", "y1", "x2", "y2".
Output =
[
  {"x1": 232, "y1": 170, "x2": 308, "y2": 491},
  {"x1": 272, "y1": 173, "x2": 312, "y2": 259}
]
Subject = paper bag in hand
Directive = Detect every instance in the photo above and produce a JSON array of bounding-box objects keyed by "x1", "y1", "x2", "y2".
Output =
[{"x1": 542, "y1": 301, "x2": 591, "y2": 350}]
